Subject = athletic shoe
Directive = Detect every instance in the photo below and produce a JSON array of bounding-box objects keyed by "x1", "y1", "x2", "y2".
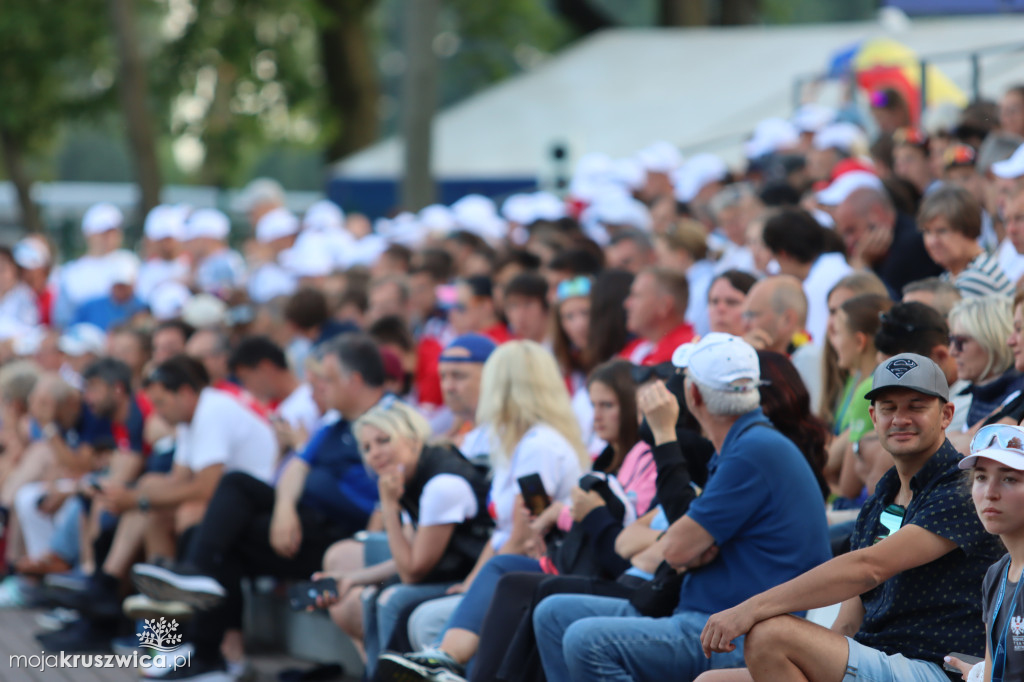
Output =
[
  {"x1": 376, "y1": 648, "x2": 467, "y2": 682},
  {"x1": 131, "y1": 564, "x2": 226, "y2": 610},
  {"x1": 123, "y1": 594, "x2": 195, "y2": 621},
  {"x1": 35, "y1": 607, "x2": 80, "y2": 632}
]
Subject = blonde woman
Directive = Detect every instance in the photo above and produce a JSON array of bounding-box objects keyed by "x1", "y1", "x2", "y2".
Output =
[
  {"x1": 949, "y1": 295, "x2": 1020, "y2": 430},
  {"x1": 317, "y1": 398, "x2": 493, "y2": 677},
  {"x1": 378, "y1": 340, "x2": 588, "y2": 681}
]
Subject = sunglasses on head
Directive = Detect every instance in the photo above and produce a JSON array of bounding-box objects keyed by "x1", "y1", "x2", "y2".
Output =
[
  {"x1": 629, "y1": 362, "x2": 678, "y2": 385},
  {"x1": 970, "y1": 423, "x2": 1024, "y2": 457}
]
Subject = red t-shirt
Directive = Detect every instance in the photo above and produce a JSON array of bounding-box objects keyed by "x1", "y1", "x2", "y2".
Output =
[{"x1": 619, "y1": 323, "x2": 697, "y2": 366}]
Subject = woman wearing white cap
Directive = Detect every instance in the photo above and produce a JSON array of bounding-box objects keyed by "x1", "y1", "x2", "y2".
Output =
[
  {"x1": 948, "y1": 424, "x2": 1024, "y2": 681},
  {"x1": 0, "y1": 245, "x2": 40, "y2": 339}
]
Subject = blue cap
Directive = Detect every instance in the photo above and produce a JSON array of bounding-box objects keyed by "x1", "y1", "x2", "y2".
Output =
[{"x1": 440, "y1": 334, "x2": 497, "y2": 364}]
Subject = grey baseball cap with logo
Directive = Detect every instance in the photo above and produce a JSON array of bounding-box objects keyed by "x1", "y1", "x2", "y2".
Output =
[{"x1": 864, "y1": 352, "x2": 949, "y2": 402}]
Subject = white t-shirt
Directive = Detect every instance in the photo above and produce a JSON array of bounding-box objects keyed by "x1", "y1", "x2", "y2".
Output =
[
  {"x1": 137, "y1": 257, "x2": 190, "y2": 304},
  {"x1": 458, "y1": 424, "x2": 492, "y2": 470},
  {"x1": 57, "y1": 250, "x2": 141, "y2": 326},
  {"x1": 416, "y1": 474, "x2": 478, "y2": 527},
  {"x1": 487, "y1": 423, "x2": 582, "y2": 550},
  {"x1": 173, "y1": 388, "x2": 277, "y2": 483},
  {"x1": 803, "y1": 252, "x2": 853, "y2": 348},
  {"x1": 276, "y1": 383, "x2": 321, "y2": 435},
  {"x1": 998, "y1": 238, "x2": 1024, "y2": 286},
  {"x1": 686, "y1": 259, "x2": 716, "y2": 338},
  {"x1": 0, "y1": 283, "x2": 39, "y2": 338}
]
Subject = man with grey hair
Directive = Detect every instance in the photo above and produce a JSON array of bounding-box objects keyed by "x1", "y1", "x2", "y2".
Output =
[
  {"x1": 534, "y1": 333, "x2": 831, "y2": 682},
  {"x1": 709, "y1": 183, "x2": 761, "y2": 274},
  {"x1": 834, "y1": 186, "x2": 941, "y2": 297},
  {"x1": 901, "y1": 277, "x2": 962, "y2": 317}
]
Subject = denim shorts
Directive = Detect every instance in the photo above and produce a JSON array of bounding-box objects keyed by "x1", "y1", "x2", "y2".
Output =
[{"x1": 844, "y1": 637, "x2": 950, "y2": 682}]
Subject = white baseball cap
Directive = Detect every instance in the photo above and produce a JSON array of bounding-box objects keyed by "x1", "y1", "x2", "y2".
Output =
[
  {"x1": 59, "y1": 323, "x2": 107, "y2": 356},
  {"x1": 816, "y1": 170, "x2": 884, "y2": 207},
  {"x1": 108, "y1": 252, "x2": 139, "y2": 286},
  {"x1": 636, "y1": 141, "x2": 683, "y2": 173},
  {"x1": 185, "y1": 208, "x2": 231, "y2": 241},
  {"x1": 281, "y1": 236, "x2": 335, "y2": 278},
  {"x1": 992, "y1": 143, "x2": 1024, "y2": 180},
  {"x1": 181, "y1": 294, "x2": 228, "y2": 329},
  {"x1": 255, "y1": 207, "x2": 300, "y2": 243},
  {"x1": 13, "y1": 238, "x2": 49, "y2": 270},
  {"x1": 149, "y1": 281, "x2": 192, "y2": 320},
  {"x1": 671, "y1": 333, "x2": 760, "y2": 392},
  {"x1": 238, "y1": 177, "x2": 285, "y2": 211},
  {"x1": 791, "y1": 103, "x2": 837, "y2": 133},
  {"x1": 451, "y1": 195, "x2": 507, "y2": 242},
  {"x1": 144, "y1": 204, "x2": 188, "y2": 241},
  {"x1": 960, "y1": 424, "x2": 1024, "y2": 471},
  {"x1": 419, "y1": 204, "x2": 457, "y2": 235},
  {"x1": 82, "y1": 203, "x2": 123, "y2": 236},
  {"x1": 745, "y1": 118, "x2": 800, "y2": 159},
  {"x1": 302, "y1": 200, "x2": 345, "y2": 233},
  {"x1": 673, "y1": 153, "x2": 728, "y2": 203},
  {"x1": 813, "y1": 122, "x2": 868, "y2": 154}
]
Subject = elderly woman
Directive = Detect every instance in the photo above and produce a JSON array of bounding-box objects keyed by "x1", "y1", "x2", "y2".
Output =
[
  {"x1": 317, "y1": 398, "x2": 493, "y2": 677},
  {"x1": 918, "y1": 185, "x2": 1012, "y2": 298},
  {"x1": 948, "y1": 295, "x2": 1022, "y2": 432}
]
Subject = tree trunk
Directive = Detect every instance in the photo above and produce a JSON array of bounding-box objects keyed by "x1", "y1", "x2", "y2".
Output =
[
  {"x1": 399, "y1": 0, "x2": 439, "y2": 210},
  {"x1": 719, "y1": 0, "x2": 759, "y2": 25},
  {"x1": 198, "y1": 60, "x2": 240, "y2": 188},
  {"x1": 108, "y1": 0, "x2": 162, "y2": 218},
  {"x1": 318, "y1": 0, "x2": 380, "y2": 163},
  {"x1": 659, "y1": 0, "x2": 707, "y2": 26},
  {"x1": 0, "y1": 127, "x2": 44, "y2": 234},
  {"x1": 553, "y1": 0, "x2": 616, "y2": 34}
]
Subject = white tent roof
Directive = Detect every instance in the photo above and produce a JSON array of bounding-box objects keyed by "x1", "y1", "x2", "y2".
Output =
[{"x1": 332, "y1": 15, "x2": 1024, "y2": 178}]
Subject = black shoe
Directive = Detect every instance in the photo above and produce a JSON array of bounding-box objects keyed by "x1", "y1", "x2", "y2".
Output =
[
  {"x1": 35, "y1": 618, "x2": 114, "y2": 653},
  {"x1": 376, "y1": 649, "x2": 467, "y2": 682}
]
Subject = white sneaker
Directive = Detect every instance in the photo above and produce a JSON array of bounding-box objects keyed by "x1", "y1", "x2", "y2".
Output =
[
  {"x1": 131, "y1": 564, "x2": 226, "y2": 610},
  {"x1": 123, "y1": 594, "x2": 195, "y2": 620},
  {"x1": 36, "y1": 607, "x2": 80, "y2": 631}
]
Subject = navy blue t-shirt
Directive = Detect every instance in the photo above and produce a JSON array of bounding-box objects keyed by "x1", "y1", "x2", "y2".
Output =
[
  {"x1": 679, "y1": 408, "x2": 831, "y2": 615},
  {"x1": 297, "y1": 418, "x2": 378, "y2": 530}
]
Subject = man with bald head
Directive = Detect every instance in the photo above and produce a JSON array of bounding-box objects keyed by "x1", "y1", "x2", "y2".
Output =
[
  {"x1": 743, "y1": 276, "x2": 822, "y2": 410},
  {"x1": 833, "y1": 186, "x2": 941, "y2": 296}
]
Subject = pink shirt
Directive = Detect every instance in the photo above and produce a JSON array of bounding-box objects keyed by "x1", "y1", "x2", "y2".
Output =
[{"x1": 557, "y1": 441, "x2": 657, "y2": 531}]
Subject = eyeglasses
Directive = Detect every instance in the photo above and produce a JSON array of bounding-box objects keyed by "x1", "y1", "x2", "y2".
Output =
[
  {"x1": 556, "y1": 277, "x2": 591, "y2": 302},
  {"x1": 970, "y1": 424, "x2": 1024, "y2": 457},
  {"x1": 948, "y1": 334, "x2": 974, "y2": 352}
]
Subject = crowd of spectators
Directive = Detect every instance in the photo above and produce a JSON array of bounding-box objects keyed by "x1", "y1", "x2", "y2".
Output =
[{"x1": 2, "y1": 83, "x2": 1024, "y2": 682}]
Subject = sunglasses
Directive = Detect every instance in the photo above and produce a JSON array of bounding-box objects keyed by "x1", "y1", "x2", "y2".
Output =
[
  {"x1": 629, "y1": 362, "x2": 678, "y2": 385},
  {"x1": 878, "y1": 311, "x2": 945, "y2": 336},
  {"x1": 970, "y1": 423, "x2": 1024, "y2": 456},
  {"x1": 873, "y1": 503, "x2": 906, "y2": 544},
  {"x1": 948, "y1": 334, "x2": 973, "y2": 352},
  {"x1": 556, "y1": 277, "x2": 592, "y2": 302}
]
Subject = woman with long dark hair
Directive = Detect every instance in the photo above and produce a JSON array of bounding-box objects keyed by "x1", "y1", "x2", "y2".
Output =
[{"x1": 756, "y1": 351, "x2": 830, "y2": 500}]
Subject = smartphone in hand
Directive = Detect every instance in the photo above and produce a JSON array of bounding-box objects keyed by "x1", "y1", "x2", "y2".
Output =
[
  {"x1": 517, "y1": 473, "x2": 551, "y2": 516},
  {"x1": 942, "y1": 653, "x2": 982, "y2": 674},
  {"x1": 287, "y1": 577, "x2": 339, "y2": 611}
]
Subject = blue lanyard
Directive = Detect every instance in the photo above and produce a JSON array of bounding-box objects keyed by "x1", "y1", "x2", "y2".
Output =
[{"x1": 991, "y1": 561, "x2": 1023, "y2": 682}]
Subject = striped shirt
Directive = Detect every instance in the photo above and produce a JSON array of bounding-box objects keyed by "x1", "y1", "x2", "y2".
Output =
[{"x1": 942, "y1": 252, "x2": 1013, "y2": 297}]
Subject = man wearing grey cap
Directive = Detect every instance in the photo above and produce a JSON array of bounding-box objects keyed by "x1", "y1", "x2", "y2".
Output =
[{"x1": 700, "y1": 352, "x2": 1003, "y2": 682}]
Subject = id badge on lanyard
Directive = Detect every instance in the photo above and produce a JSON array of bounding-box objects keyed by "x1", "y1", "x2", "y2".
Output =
[{"x1": 991, "y1": 562, "x2": 1023, "y2": 682}]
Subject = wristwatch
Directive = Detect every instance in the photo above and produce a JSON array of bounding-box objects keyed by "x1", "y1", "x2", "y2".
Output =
[{"x1": 137, "y1": 495, "x2": 151, "y2": 512}]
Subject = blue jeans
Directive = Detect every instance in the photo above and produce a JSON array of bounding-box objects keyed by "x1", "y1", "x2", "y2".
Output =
[
  {"x1": 534, "y1": 594, "x2": 746, "y2": 682},
  {"x1": 363, "y1": 581, "x2": 454, "y2": 679},
  {"x1": 50, "y1": 495, "x2": 83, "y2": 565},
  {"x1": 444, "y1": 554, "x2": 542, "y2": 634}
]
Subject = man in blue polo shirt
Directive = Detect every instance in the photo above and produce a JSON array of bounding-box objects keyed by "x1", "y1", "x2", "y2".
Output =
[
  {"x1": 534, "y1": 333, "x2": 832, "y2": 681},
  {"x1": 125, "y1": 334, "x2": 385, "y2": 682},
  {"x1": 700, "y1": 353, "x2": 1003, "y2": 682}
]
